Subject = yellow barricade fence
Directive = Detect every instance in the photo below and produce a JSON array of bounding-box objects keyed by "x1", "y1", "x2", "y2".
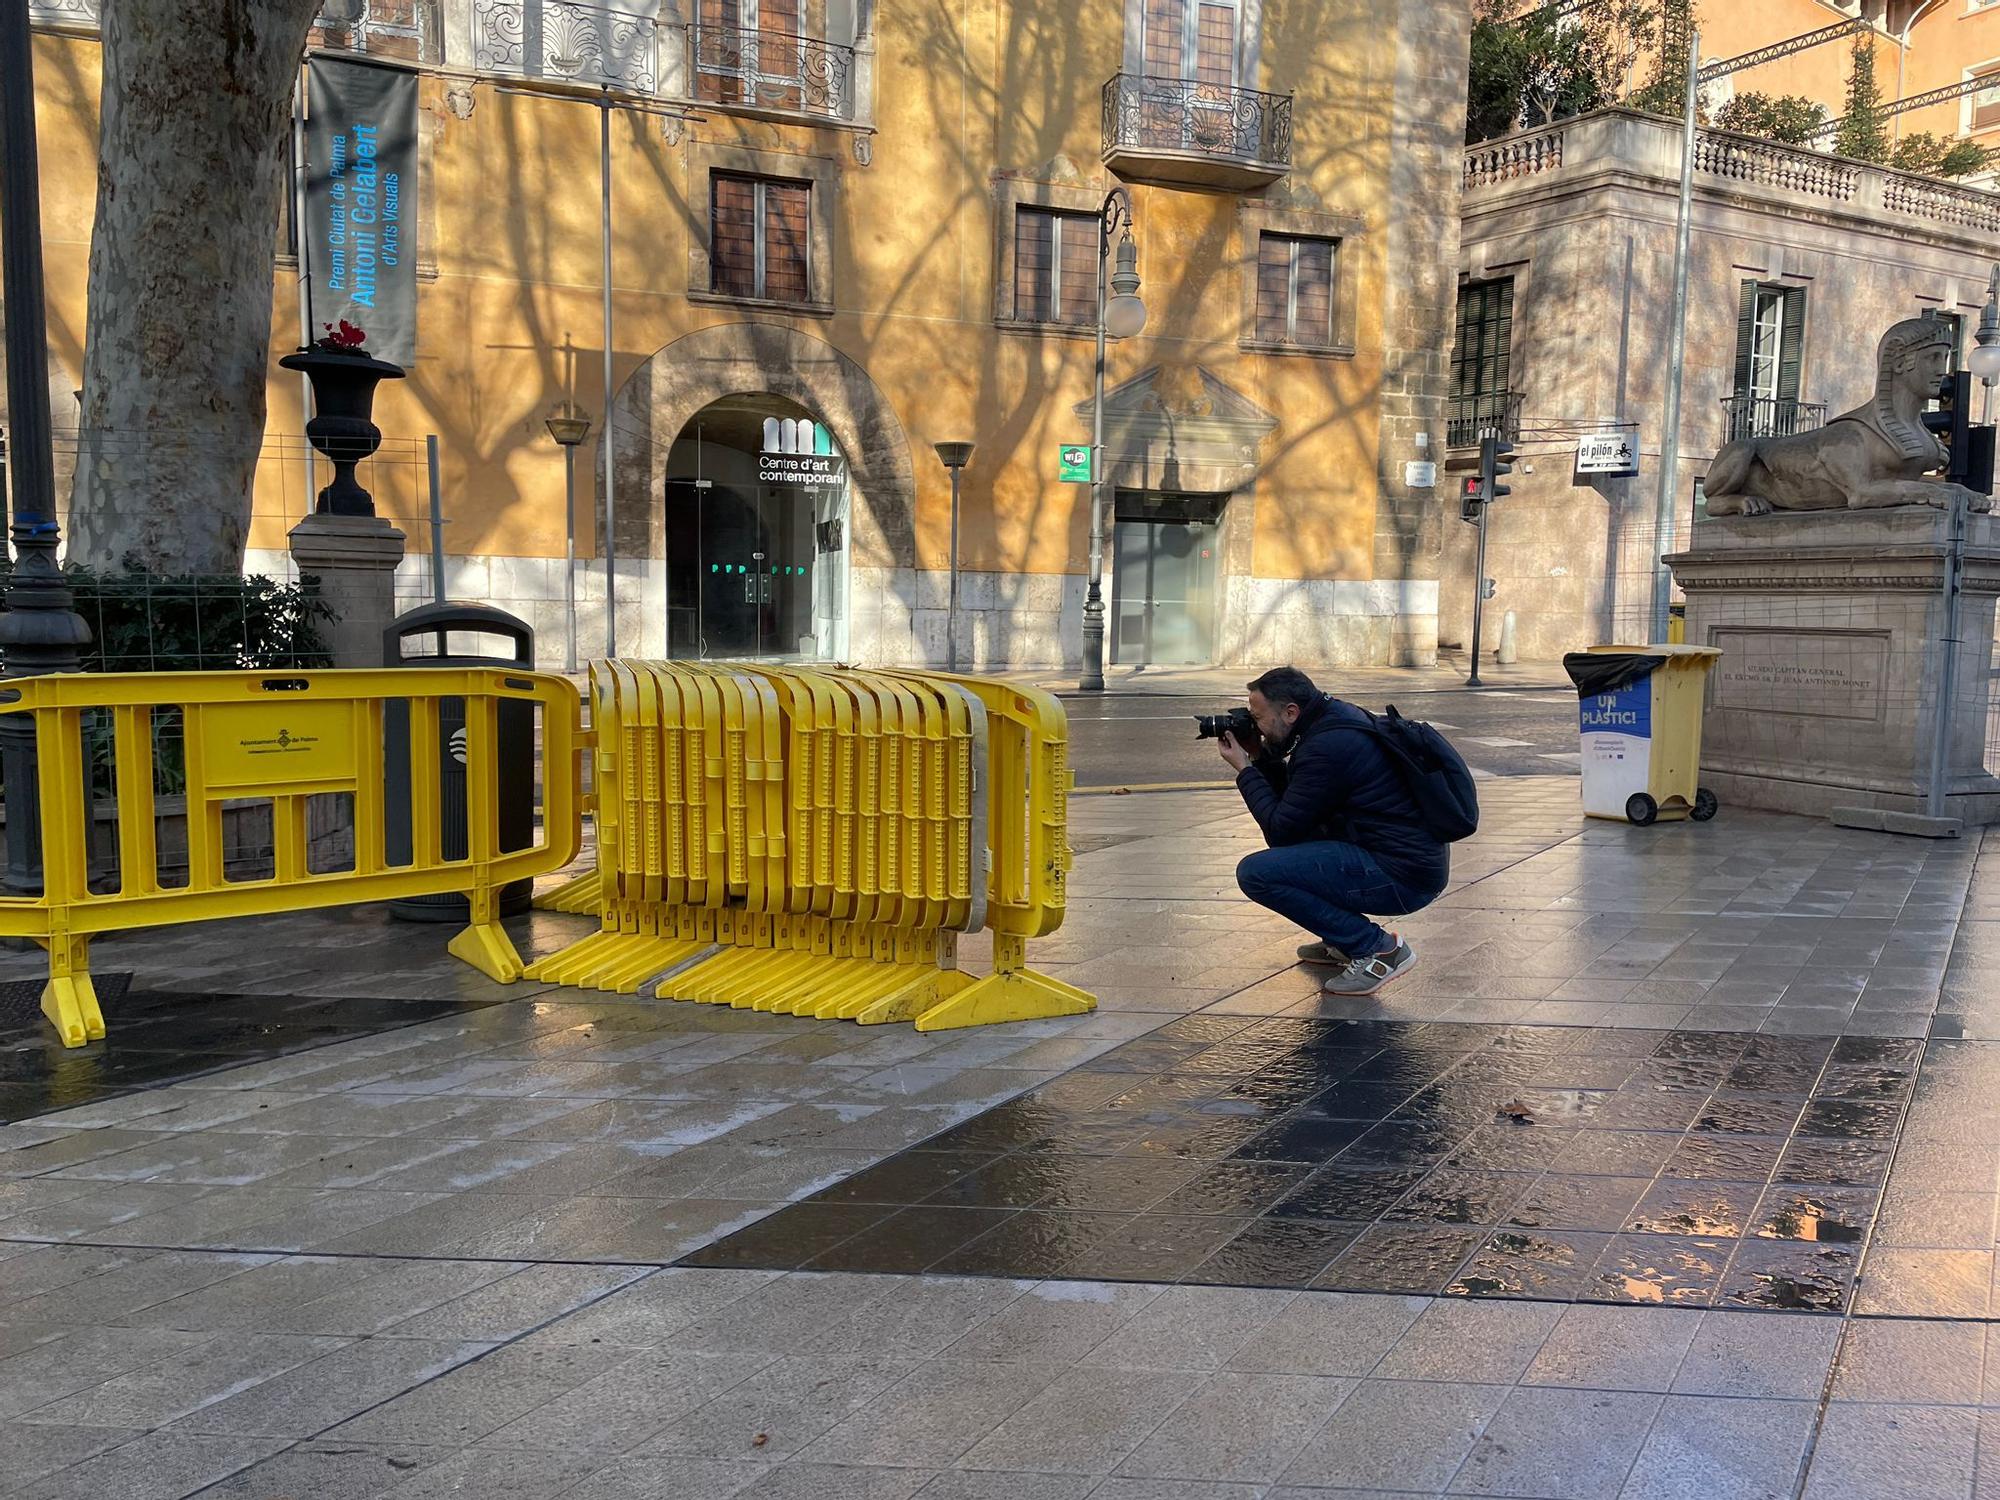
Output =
[
  {"x1": 526, "y1": 662, "x2": 1091, "y2": 1031},
  {"x1": 0, "y1": 668, "x2": 582, "y2": 1046}
]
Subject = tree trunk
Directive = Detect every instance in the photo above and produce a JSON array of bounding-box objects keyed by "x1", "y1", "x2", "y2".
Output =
[{"x1": 68, "y1": 0, "x2": 323, "y2": 575}]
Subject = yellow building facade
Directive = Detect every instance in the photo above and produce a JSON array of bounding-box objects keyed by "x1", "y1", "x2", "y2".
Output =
[
  {"x1": 23, "y1": 0, "x2": 1470, "y2": 671},
  {"x1": 1694, "y1": 1, "x2": 2000, "y2": 186}
]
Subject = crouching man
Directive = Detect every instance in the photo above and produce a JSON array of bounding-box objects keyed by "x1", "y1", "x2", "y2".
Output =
[{"x1": 1219, "y1": 667, "x2": 1448, "y2": 995}]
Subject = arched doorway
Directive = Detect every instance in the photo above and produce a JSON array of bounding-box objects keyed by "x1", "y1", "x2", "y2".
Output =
[{"x1": 663, "y1": 394, "x2": 850, "y2": 659}]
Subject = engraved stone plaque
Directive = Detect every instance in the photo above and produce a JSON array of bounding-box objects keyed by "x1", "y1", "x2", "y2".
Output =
[{"x1": 1708, "y1": 627, "x2": 1889, "y2": 722}]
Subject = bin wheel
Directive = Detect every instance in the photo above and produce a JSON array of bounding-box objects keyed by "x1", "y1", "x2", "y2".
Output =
[
  {"x1": 1691, "y1": 787, "x2": 1719, "y2": 822},
  {"x1": 1625, "y1": 793, "x2": 1658, "y2": 826}
]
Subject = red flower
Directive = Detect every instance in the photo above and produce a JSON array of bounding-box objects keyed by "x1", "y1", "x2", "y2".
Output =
[{"x1": 317, "y1": 320, "x2": 368, "y2": 351}]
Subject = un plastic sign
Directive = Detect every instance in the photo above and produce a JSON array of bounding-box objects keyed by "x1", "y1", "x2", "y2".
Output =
[{"x1": 1058, "y1": 446, "x2": 1092, "y2": 483}]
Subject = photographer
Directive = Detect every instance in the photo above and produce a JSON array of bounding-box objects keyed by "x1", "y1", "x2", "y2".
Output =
[{"x1": 1219, "y1": 666, "x2": 1448, "y2": 995}]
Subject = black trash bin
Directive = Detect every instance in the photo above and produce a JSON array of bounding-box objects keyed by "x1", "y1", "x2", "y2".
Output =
[{"x1": 384, "y1": 602, "x2": 537, "y2": 922}]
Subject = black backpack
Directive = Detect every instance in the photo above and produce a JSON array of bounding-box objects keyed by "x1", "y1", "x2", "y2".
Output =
[{"x1": 1337, "y1": 705, "x2": 1480, "y2": 843}]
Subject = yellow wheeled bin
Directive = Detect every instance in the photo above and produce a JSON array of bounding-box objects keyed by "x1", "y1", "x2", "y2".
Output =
[{"x1": 1561, "y1": 643, "x2": 1723, "y2": 826}]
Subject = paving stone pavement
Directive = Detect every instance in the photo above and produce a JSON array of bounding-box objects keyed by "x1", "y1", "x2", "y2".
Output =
[{"x1": 3, "y1": 779, "x2": 2000, "y2": 1496}]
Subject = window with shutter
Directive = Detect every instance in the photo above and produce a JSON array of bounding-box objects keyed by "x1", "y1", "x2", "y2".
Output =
[
  {"x1": 1450, "y1": 278, "x2": 1514, "y2": 402},
  {"x1": 710, "y1": 173, "x2": 811, "y2": 302},
  {"x1": 1731, "y1": 282, "x2": 1805, "y2": 402},
  {"x1": 1972, "y1": 63, "x2": 2000, "y2": 131},
  {"x1": 1142, "y1": 0, "x2": 1235, "y2": 82},
  {"x1": 1013, "y1": 208, "x2": 1098, "y2": 327},
  {"x1": 1253, "y1": 233, "x2": 1336, "y2": 348}
]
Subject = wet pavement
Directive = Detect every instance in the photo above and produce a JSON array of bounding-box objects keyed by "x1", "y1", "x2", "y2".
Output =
[
  {"x1": 4, "y1": 778, "x2": 2000, "y2": 1496},
  {"x1": 687, "y1": 1018, "x2": 1928, "y2": 1312}
]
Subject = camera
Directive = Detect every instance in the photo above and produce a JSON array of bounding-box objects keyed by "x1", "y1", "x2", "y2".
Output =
[{"x1": 1194, "y1": 706, "x2": 1259, "y2": 745}]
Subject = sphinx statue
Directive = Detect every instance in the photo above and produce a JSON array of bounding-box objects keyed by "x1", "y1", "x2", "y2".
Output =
[{"x1": 1704, "y1": 317, "x2": 1992, "y2": 517}]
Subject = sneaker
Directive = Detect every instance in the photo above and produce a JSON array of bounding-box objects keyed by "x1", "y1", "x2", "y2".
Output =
[
  {"x1": 1321, "y1": 937, "x2": 1417, "y2": 996},
  {"x1": 1296, "y1": 941, "x2": 1349, "y2": 966}
]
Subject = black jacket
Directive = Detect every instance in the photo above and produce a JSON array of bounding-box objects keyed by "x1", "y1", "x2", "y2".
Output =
[{"x1": 1234, "y1": 693, "x2": 1450, "y2": 890}]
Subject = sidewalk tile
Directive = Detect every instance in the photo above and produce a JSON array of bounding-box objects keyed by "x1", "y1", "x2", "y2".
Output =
[
  {"x1": 1077, "y1": 1286, "x2": 1298, "y2": 1371},
  {"x1": 1115, "y1": 1370, "x2": 1355, "y2": 1483},
  {"x1": 1801, "y1": 1403, "x2": 1978, "y2": 1500},
  {"x1": 1280, "y1": 1377, "x2": 1505, "y2": 1491},
  {"x1": 942, "y1": 1281, "x2": 1165, "y2": 1365},
  {"x1": 1831, "y1": 1319, "x2": 1985, "y2": 1404},
  {"x1": 3, "y1": 1430, "x2": 288, "y2": 1500},
  {"x1": 1524, "y1": 1304, "x2": 1703, "y2": 1391},
  {"x1": 1225, "y1": 1289, "x2": 1425, "y2": 1376},
  {"x1": 1454, "y1": 1385, "x2": 1661, "y2": 1498},
  {"x1": 1619, "y1": 1395, "x2": 1816, "y2": 1500},
  {"x1": 957, "y1": 1365, "x2": 1201, "y2": 1474},
  {"x1": 1373, "y1": 1297, "x2": 1563, "y2": 1382},
  {"x1": 796, "y1": 1358, "x2": 1064, "y2": 1468},
  {"x1": 638, "y1": 1354, "x2": 914, "y2": 1461}
]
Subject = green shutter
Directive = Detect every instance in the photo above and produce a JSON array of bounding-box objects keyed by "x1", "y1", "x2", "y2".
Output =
[
  {"x1": 1777, "y1": 286, "x2": 1805, "y2": 403},
  {"x1": 1732, "y1": 280, "x2": 1757, "y2": 398}
]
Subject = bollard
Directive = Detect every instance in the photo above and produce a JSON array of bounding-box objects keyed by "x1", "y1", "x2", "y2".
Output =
[{"x1": 1497, "y1": 610, "x2": 1518, "y2": 665}]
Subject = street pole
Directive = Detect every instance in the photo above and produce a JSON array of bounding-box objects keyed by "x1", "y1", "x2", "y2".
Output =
[
  {"x1": 1652, "y1": 23, "x2": 1700, "y2": 644},
  {"x1": 934, "y1": 442, "x2": 974, "y2": 671},
  {"x1": 0, "y1": 0, "x2": 91, "y2": 895},
  {"x1": 600, "y1": 92, "x2": 618, "y2": 659},
  {"x1": 545, "y1": 408, "x2": 592, "y2": 674},
  {"x1": 1467, "y1": 495, "x2": 1491, "y2": 688},
  {"x1": 1079, "y1": 188, "x2": 1144, "y2": 693},
  {"x1": 1080, "y1": 224, "x2": 1112, "y2": 693},
  {"x1": 425, "y1": 434, "x2": 446, "y2": 606},
  {"x1": 564, "y1": 441, "x2": 579, "y2": 672}
]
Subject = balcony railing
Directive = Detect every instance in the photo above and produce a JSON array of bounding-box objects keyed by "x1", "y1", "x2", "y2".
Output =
[
  {"x1": 690, "y1": 24, "x2": 855, "y2": 120},
  {"x1": 1101, "y1": 73, "x2": 1292, "y2": 190},
  {"x1": 470, "y1": 0, "x2": 660, "y2": 93},
  {"x1": 1446, "y1": 391, "x2": 1524, "y2": 449},
  {"x1": 27, "y1": 0, "x2": 98, "y2": 25},
  {"x1": 1721, "y1": 394, "x2": 1827, "y2": 443}
]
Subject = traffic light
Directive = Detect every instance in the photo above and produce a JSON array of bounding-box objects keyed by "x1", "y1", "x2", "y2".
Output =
[
  {"x1": 1481, "y1": 578, "x2": 1497, "y2": 600},
  {"x1": 1459, "y1": 475, "x2": 1484, "y2": 522},
  {"x1": 1478, "y1": 430, "x2": 1514, "y2": 506},
  {"x1": 1921, "y1": 369, "x2": 1996, "y2": 496}
]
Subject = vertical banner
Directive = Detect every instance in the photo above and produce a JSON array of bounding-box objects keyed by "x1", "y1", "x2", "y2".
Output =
[{"x1": 305, "y1": 56, "x2": 418, "y2": 366}]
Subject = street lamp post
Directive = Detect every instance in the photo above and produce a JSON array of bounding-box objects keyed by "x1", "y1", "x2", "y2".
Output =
[
  {"x1": 1079, "y1": 187, "x2": 1147, "y2": 694},
  {"x1": 1970, "y1": 265, "x2": 2000, "y2": 423},
  {"x1": 0, "y1": 0, "x2": 90, "y2": 895},
  {"x1": 934, "y1": 442, "x2": 974, "y2": 671},
  {"x1": 545, "y1": 406, "x2": 593, "y2": 674},
  {"x1": 1651, "y1": 22, "x2": 1702, "y2": 644}
]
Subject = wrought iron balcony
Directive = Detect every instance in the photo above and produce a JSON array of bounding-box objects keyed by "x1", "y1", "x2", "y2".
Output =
[
  {"x1": 471, "y1": 0, "x2": 659, "y2": 93},
  {"x1": 1446, "y1": 391, "x2": 1524, "y2": 450},
  {"x1": 690, "y1": 24, "x2": 855, "y2": 121},
  {"x1": 1101, "y1": 73, "x2": 1292, "y2": 191},
  {"x1": 1721, "y1": 393, "x2": 1827, "y2": 443},
  {"x1": 28, "y1": 0, "x2": 102, "y2": 26}
]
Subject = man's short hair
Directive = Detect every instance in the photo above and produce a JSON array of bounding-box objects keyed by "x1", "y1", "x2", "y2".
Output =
[{"x1": 1246, "y1": 666, "x2": 1320, "y2": 711}]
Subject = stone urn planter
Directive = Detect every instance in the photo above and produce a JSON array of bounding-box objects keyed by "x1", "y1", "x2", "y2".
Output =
[{"x1": 280, "y1": 344, "x2": 406, "y2": 516}]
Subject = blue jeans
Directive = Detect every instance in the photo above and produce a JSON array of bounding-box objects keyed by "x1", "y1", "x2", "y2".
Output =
[{"x1": 1236, "y1": 841, "x2": 1441, "y2": 958}]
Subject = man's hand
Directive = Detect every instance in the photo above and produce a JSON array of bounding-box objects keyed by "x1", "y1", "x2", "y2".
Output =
[{"x1": 1218, "y1": 731, "x2": 1253, "y2": 774}]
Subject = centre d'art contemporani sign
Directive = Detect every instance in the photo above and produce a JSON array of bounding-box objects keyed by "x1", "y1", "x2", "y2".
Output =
[{"x1": 304, "y1": 56, "x2": 419, "y2": 365}]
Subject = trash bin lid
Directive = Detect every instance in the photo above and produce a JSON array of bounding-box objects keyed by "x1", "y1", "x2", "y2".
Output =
[
  {"x1": 386, "y1": 601, "x2": 534, "y2": 667},
  {"x1": 1563, "y1": 643, "x2": 1720, "y2": 697}
]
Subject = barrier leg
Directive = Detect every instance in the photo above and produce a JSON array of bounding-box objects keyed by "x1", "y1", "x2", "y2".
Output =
[
  {"x1": 915, "y1": 934, "x2": 1094, "y2": 1032},
  {"x1": 40, "y1": 932, "x2": 105, "y2": 1048},
  {"x1": 532, "y1": 867, "x2": 604, "y2": 915},
  {"x1": 450, "y1": 884, "x2": 525, "y2": 983}
]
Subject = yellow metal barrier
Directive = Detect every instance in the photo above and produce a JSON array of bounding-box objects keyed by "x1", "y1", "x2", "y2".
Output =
[
  {"x1": 0, "y1": 668, "x2": 582, "y2": 1046},
  {"x1": 526, "y1": 662, "x2": 1090, "y2": 1031}
]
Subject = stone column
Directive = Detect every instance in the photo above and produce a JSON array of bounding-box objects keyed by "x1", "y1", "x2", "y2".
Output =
[{"x1": 289, "y1": 513, "x2": 408, "y2": 668}]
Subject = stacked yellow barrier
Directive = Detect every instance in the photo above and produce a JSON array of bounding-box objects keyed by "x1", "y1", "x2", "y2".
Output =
[{"x1": 526, "y1": 662, "x2": 1090, "y2": 1031}]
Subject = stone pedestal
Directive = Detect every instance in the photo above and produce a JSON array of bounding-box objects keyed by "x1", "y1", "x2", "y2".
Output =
[
  {"x1": 289, "y1": 513, "x2": 407, "y2": 669},
  {"x1": 1664, "y1": 509, "x2": 2000, "y2": 826}
]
